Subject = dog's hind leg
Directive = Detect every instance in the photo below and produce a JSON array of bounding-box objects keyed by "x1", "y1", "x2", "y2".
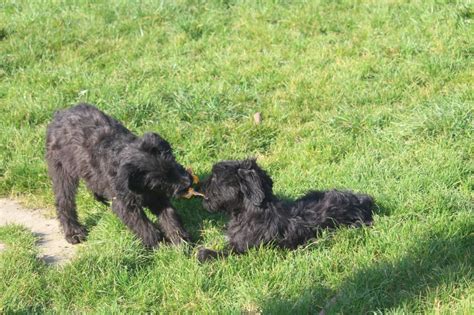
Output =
[
  {"x1": 111, "y1": 199, "x2": 164, "y2": 248},
  {"x1": 48, "y1": 161, "x2": 87, "y2": 244},
  {"x1": 197, "y1": 248, "x2": 231, "y2": 263},
  {"x1": 144, "y1": 196, "x2": 191, "y2": 245}
]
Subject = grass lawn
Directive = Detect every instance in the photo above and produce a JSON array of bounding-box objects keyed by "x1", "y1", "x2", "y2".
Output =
[{"x1": 0, "y1": 0, "x2": 473, "y2": 313}]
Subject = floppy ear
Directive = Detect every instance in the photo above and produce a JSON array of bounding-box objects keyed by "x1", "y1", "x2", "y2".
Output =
[
  {"x1": 140, "y1": 132, "x2": 172, "y2": 156},
  {"x1": 240, "y1": 158, "x2": 257, "y2": 170},
  {"x1": 237, "y1": 168, "x2": 265, "y2": 207},
  {"x1": 117, "y1": 163, "x2": 148, "y2": 194}
]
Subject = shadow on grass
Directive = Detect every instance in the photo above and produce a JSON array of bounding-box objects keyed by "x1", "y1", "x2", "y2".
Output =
[
  {"x1": 83, "y1": 207, "x2": 108, "y2": 229},
  {"x1": 260, "y1": 221, "x2": 473, "y2": 314},
  {"x1": 373, "y1": 199, "x2": 394, "y2": 217},
  {"x1": 173, "y1": 197, "x2": 227, "y2": 242},
  {"x1": 172, "y1": 171, "x2": 228, "y2": 243}
]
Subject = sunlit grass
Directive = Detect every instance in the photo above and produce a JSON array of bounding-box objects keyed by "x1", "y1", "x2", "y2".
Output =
[{"x1": 0, "y1": 0, "x2": 472, "y2": 313}]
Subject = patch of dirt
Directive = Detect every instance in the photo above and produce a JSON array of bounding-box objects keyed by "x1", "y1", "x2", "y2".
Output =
[
  {"x1": 0, "y1": 242, "x2": 6, "y2": 252},
  {"x1": 0, "y1": 198, "x2": 76, "y2": 265}
]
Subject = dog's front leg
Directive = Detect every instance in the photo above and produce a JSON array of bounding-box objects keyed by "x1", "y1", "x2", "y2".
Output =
[
  {"x1": 144, "y1": 195, "x2": 191, "y2": 245},
  {"x1": 111, "y1": 199, "x2": 163, "y2": 248},
  {"x1": 157, "y1": 206, "x2": 191, "y2": 244}
]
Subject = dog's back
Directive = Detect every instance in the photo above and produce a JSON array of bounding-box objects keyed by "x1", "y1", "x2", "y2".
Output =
[
  {"x1": 295, "y1": 190, "x2": 374, "y2": 229},
  {"x1": 46, "y1": 104, "x2": 133, "y2": 149},
  {"x1": 45, "y1": 104, "x2": 137, "y2": 186}
]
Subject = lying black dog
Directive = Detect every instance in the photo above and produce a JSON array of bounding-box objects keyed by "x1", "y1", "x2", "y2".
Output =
[
  {"x1": 46, "y1": 104, "x2": 192, "y2": 247},
  {"x1": 198, "y1": 159, "x2": 374, "y2": 262}
]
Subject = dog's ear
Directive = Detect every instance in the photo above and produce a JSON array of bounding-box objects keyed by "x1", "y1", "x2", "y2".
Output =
[
  {"x1": 237, "y1": 168, "x2": 265, "y2": 207},
  {"x1": 140, "y1": 132, "x2": 172, "y2": 156},
  {"x1": 240, "y1": 158, "x2": 257, "y2": 170},
  {"x1": 128, "y1": 168, "x2": 148, "y2": 193},
  {"x1": 117, "y1": 163, "x2": 148, "y2": 194}
]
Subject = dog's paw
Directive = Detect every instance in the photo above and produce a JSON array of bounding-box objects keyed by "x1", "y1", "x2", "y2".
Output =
[
  {"x1": 65, "y1": 226, "x2": 87, "y2": 244},
  {"x1": 140, "y1": 228, "x2": 165, "y2": 249},
  {"x1": 197, "y1": 248, "x2": 219, "y2": 263},
  {"x1": 164, "y1": 229, "x2": 191, "y2": 245},
  {"x1": 179, "y1": 229, "x2": 192, "y2": 243}
]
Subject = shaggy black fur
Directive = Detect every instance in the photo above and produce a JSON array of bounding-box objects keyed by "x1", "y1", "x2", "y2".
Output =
[
  {"x1": 46, "y1": 104, "x2": 192, "y2": 247},
  {"x1": 197, "y1": 159, "x2": 374, "y2": 262}
]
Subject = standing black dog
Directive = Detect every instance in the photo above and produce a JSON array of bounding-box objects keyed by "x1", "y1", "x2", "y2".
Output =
[
  {"x1": 197, "y1": 159, "x2": 374, "y2": 262},
  {"x1": 46, "y1": 104, "x2": 193, "y2": 247}
]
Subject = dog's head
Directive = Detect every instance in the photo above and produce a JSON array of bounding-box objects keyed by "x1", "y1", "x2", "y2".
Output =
[
  {"x1": 117, "y1": 132, "x2": 193, "y2": 198},
  {"x1": 201, "y1": 159, "x2": 274, "y2": 213}
]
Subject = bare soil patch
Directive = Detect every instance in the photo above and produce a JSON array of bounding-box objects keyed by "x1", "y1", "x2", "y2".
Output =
[{"x1": 0, "y1": 198, "x2": 76, "y2": 265}]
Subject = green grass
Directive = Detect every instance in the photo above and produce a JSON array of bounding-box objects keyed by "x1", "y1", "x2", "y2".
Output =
[{"x1": 0, "y1": 0, "x2": 473, "y2": 313}]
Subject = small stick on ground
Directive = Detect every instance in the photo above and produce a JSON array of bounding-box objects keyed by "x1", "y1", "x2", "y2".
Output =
[
  {"x1": 253, "y1": 112, "x2": 262, "y2": 125},
  {"x1": 183, "y1": 188, "x2": 206, "y2": 199}
]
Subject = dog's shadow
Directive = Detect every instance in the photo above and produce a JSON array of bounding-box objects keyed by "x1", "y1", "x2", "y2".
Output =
[
  {"x1": 83, "y1": 208, "x2": 107, "y2": 229},
  {"x1": 81, "y1": 193, "x2": 120, "y2": 233},
  {"x1": 172, "y1": 172, "x2": 227, "y2": 243},
  {"x1": 173, "y1": 198, "x2": 226, "y2": 243},
  {"x1": 259, "y1": 220, "x2": 472, "y2": 314}
]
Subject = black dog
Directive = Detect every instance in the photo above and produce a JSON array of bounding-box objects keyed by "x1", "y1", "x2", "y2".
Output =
[
  {"x1": 198, "y1": 159, "x2": 374, "y2": 261},
  {"x1": 46, "y1": 104, "x2": 193, "y2": 247}
]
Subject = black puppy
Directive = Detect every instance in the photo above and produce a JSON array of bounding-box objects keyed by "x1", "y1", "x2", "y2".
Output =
[
  {"x1": 198, "y1": 159, "x2": 374, "y2": 261},
  {"x1": 46, "y1": 104, "x2": 192, "y2": 247}
]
